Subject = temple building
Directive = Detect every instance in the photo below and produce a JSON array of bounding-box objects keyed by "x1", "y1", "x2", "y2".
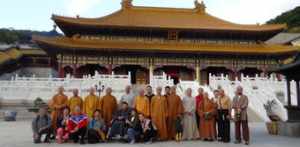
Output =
[{"x1": 33, "y1": 0, "x2": 298, "y2": 84}]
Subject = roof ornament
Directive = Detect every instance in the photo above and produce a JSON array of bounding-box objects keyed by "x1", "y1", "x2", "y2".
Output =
[
  {"x1": 121, "y1": 0, "x2": 133, "y2": 9},
  {"x1": 53, "y1": 24, "x2": 57, "y2": 31},
  {"x1": 194, "y1": 0, "x2": 206, "y2": 14}
]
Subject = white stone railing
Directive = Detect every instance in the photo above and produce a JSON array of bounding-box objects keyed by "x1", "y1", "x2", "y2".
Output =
[
  {"x1": 0, "y1": 71, "x2": 131, "y2": 101},
  {"x1": 209, "y1": 73, "x2": 298, "y2": 121},
  {"x1": 150, "y1": 72, "x2": 174, "y2": 90},
  {"x1": 1, "y1": 70, "x2": 292, "y2": 122}
]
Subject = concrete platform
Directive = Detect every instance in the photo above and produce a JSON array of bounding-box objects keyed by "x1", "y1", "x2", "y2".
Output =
[{"x1": 0, "y1": 121, "x2": 300, "y2": 147}]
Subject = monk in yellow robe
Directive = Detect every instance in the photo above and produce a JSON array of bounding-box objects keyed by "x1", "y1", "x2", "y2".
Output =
[
  {"x1": 133, "y1": 88, "x2": 150, "y2": 118},
  {"x1": 166, "y1": 86, "x2": 184, "y2": 139},
  {"x1": 83, "y1": 87, "x2": 99, "y2": 118},
  {"x1": 198, "y1": 92, "x2": 217, "y2": 141},
  {"x1": 98, "y1": 87, "x2": 118, "y2": 125},
  {"x1": 48, "y1": 86, "x2": 68, "y2": 130},
  {"x1": 68, "y1": 89, "x2": 83, "y2": 114},
  {"x1": 151, "y1": 87, "x2": 168, "y2": 140}
]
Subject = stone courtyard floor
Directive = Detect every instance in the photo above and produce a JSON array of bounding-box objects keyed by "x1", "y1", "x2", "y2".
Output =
[{"x1": 0, "y1": 121, "x2": 299, "y2": 147}]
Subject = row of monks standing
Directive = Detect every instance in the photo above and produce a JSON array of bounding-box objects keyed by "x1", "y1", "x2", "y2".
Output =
[{"x1": 48, "y1": 86, "x2": 232, "y2": 141}]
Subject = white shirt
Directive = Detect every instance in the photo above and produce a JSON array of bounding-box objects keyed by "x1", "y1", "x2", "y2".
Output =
[{"x1": 120, "y1": 93, "x2": 135, "y2": 107}]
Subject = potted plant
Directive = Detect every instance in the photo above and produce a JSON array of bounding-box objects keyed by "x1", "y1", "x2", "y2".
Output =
[
  {"x1": 264, "y1": 99, "x2": 281, "y2": 135},
  {"x1": 28, "y1": 97, "x2": 47, "y2": 113}
]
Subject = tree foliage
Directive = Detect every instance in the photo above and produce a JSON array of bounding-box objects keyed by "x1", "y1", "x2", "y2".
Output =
[
  {"x1": 0, "y1": 28, "x2": 60, "y2": 44},
  {"x1": 267, "y1": 6, "x2": 300, "y2": 33}
]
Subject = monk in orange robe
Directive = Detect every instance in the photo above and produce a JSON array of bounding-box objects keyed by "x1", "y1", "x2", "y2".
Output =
[
  {"x1": 83, "y1": 87, "x2": 99, "y2": 118},
  {"x1": 133, "y1": 88, "x2": 150, "y2": 117},
  {"x1": 151, "y1": 87, "x2": 168, "y2": 140},
  {"x1": 198, "y1": 92, "x2": 217, "y2": 141},
  {"x1": 98, "y1": 87, "x2": 118, "y2": 126},
  {"x1": 166, "y1": 86, "x2": 184, "y2": 139},
  {"x1": 68, "y1": 89, "x2": 83, "y2": 114},
  {"x1": 48, "y1": 86, "x2": 68, "y2": 130}
]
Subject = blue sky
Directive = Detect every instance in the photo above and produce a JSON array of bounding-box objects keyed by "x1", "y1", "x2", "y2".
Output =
[{"x1": 0, "y1": 0, "x2": 299, "y2": 31}]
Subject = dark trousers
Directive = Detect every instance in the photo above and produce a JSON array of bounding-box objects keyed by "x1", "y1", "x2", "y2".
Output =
[
  {"x1": 87, "y1": 129, "x2": 100, "y2": 144},
  {"x1": 196, "y1": 112, "x2": 200, "y2": 128},
  {"x1": 109, "y1": 120, "x2": 127, "y2": 137},
  {"x1": 69, "y1": 127, "x2": 87, "y2": 143},
  {"x1": 143, "y1": 129, "x2": 157, "y2": 142},
  {"x1": 217, "y1": 109, "x2": 231, "y2": 142},
  {"x1": 127, "y1": 128, "x2": 140, "y2": 142},
  {"x1": 235, "y1": 120, "x2": 249, "y2": 142},
  {"x1": 34, "y1": 127, "x2": 51, "y2": 143}
]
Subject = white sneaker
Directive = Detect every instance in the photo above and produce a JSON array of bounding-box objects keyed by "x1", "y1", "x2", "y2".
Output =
[{"x1": 130, "y1": 140, "x2": 135, "y2": 144}]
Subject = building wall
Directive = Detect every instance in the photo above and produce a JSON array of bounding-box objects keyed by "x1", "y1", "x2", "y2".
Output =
[{"x1": 0, "y1": 67, "x2": 58, "y2": 80}]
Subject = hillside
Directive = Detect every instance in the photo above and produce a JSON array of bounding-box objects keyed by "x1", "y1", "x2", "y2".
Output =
[
  {"x1": 267, "y1": 6, "x2": 300, "y2": 33},
  {"x1": 0, "y1": 28, "x2": 60, "y2": 44}
]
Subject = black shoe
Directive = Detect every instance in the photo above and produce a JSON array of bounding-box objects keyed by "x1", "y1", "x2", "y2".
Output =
[
  {"x1": 80, "y1": 140, "x2": 86, "y2": 144},
  {"x1": 74, "y1": 139, "x2": 79, "y2": 143},
  {"x1": 43, "y1": 139, "x2": 50, "y2": 143},
  {"x1": 34, "y1": 139, "x2": 41, "y2": 144},
  {"x1": 245, "y1": 141, "x2": 250, "y2": 145}
]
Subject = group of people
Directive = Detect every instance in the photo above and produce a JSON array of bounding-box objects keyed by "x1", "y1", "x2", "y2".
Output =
[{"x1": 31, "y1": 85, "x2": 250, "y2": 145}]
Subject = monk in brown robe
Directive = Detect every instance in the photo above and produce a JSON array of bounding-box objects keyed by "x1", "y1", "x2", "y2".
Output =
[
  {"x1": 98, "y1": 87, "x2": 118, "y2": 126},
  {"x1": 133, "y1": 88, "x2": 150, "y2": 118},
  {"x1": 68, "y1": 89, "x2": 83, "y2": 114},
  {"x1": 48, "y1": 86, "x2": 68, "y2": 130},
  {"x1": 198, "y1": 92, "x2": 217, "y2": 141},
  {"x1": 151, "y1": 87, "x2": 168, "y2": 140},
  {"x1": 166, "y1": 86, "x2": 184, "y2": 139},
  {"x1": 83, "y1": 87, "x2": 99, "y2": 118}
]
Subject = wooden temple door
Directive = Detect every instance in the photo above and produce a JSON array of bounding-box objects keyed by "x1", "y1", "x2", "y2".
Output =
[{"x1": 136, "y1": 69, "x2": 147, "y2": 85}]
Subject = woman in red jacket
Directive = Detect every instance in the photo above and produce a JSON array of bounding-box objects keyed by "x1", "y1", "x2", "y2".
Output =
[{"x1": 67, "y1": 106, "x2": 88, "y2": 144}]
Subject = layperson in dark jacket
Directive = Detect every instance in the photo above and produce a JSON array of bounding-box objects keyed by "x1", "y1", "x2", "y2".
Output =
[
  {"x1": 126, "y1": 109, "x2": 143, "y2": 144},
  {"x1": 32, "y1": 107, "x2": 52, "y2": 143},
  {"x1": 108, "y1": 102, "x2": 131, "y2": 139}
]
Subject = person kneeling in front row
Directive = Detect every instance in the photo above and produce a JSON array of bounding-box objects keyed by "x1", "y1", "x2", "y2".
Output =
[
  {"x1": 126, "y1": 109, "x2": 142, "y2": 144},
  {"x1": 32, "y1": 107, "x2": 52, "y2": 144},
  {"x1": 87, "y1": 109, "x2": 107, "y2": 144},
  {"x1": 139, "y1": 113, "x2": 157, "y2": 143},
  {"x1": 67, "y1": 106, "x2": 88, "y2": 144}
]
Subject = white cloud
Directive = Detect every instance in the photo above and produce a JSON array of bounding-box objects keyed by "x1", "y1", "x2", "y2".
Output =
[{"x1": 63, "y1": 0, "x2": 103, "y2": 16}]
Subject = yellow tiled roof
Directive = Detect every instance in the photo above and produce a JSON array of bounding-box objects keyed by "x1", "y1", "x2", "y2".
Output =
[
  {"x1": 52, "y1": 5, "x2": 285, "y2": 32},
  {"x1": 0, "y1": 48, "x2": 24, "y2": 66},
  {"x1": 33, "y1": 36, "x2": 298, "y2": 55},
  {"x1": 19, "y1": 48, "x2": 47, "y2": 56},
  {"x1": 5, "y1": 48, "x2": 23, "y2": 59},
  {"x1": 0, "y1": 52, "x2": 11, "y2": 65}
]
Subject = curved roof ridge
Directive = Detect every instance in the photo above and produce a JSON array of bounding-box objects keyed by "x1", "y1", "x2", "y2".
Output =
[{"x1": 51, "y1": 3, "x2": 286, "y2": 33}]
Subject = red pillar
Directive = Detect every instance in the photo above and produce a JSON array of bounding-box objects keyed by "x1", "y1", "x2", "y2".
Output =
[
  {"x1": 108, "y1": 64, "x2": 113, "y2": 75},
  {"x1": 73, "y1": 64, "x2": 77, "y2": 78},
  {"x1": 58, "y1": 65, "x2": 65, "y2": 78}
]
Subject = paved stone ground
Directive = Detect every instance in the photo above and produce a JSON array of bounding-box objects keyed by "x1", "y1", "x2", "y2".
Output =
[{"x1": 0, "y1": 121, "x2": 299, "y2": 147}]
